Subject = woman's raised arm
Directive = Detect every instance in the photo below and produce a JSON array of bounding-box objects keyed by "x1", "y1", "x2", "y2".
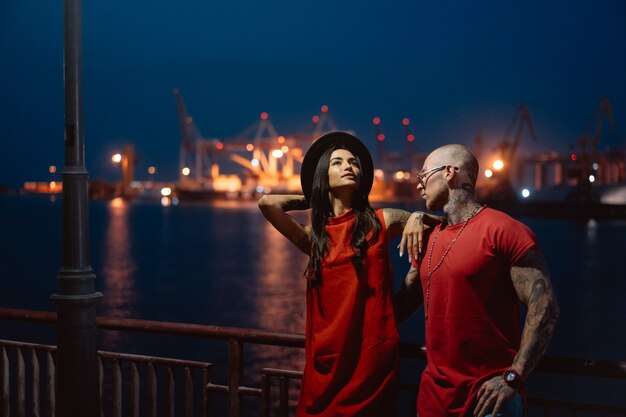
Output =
[{"x1": 258, "y1": 194, "x2": 312, "y2": 255}]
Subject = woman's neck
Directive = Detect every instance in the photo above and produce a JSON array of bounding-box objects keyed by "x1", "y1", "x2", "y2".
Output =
[{"x1": 329, "y1": 193, "x2": 352, "y2": 216}]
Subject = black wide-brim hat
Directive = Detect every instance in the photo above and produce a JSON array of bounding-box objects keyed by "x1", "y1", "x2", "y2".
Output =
[{"x1": 300, "y1": 131, "x2": 374, "y2": 202}]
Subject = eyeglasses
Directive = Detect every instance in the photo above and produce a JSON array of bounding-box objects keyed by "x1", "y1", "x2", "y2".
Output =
[{"x1": 416, "y1": 165, "x2": 458, "y2": 187}]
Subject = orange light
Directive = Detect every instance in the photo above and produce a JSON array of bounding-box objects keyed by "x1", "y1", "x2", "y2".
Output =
[
  {"x1": 147, "y1": 166, "x2": 156, "y2": 175},
  {"x1": 312, "y1": 115, "x2": 320, "y2": 123},
  {"x1": 277, "y1": 136, "x2": 286, "y2": 144},
  {"x1": 571, "y1": 153, "x2": 577, "y2": 161},
  {"x1": 246, "y1": 143, "x2": 254, "y2": 151},
  {"x1": 261, "y1": 112, "x2": 269, "y2": 120},
  {"x1": 373, "y1": 117, "x2": 381, "y2": 125},
  {"x1": 216, "y1": 142, "x2": 224, "y2": 150},
  {"x1": 402, "y1": 118, "x2": 410, "y2": 126},
  {"x1": 407, "y1": 134, "x2": 415, "y2": 142},
  {"x1": 321, "y1": 105, "x2": 329, "y2": 113},
  {"x1": 49, "y1": 165, "x2": 57, "y2": 174},
  {"x1": 377, "y1": 133, "x2": 385, "y2": 142}
]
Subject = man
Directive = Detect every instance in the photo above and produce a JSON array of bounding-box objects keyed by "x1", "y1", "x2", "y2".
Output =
[{"x1": 401, "y1": 144, "x2": 559, "y2": 417}]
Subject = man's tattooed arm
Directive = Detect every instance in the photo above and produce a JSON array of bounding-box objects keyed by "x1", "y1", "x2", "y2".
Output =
[{"x1": 510, "y1": 247, "x2": 560, "y2": 379}]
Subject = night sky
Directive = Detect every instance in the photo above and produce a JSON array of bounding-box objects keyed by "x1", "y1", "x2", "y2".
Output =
[{"x1": 1, "y1": 1, "x2": 625, "y2": 187}]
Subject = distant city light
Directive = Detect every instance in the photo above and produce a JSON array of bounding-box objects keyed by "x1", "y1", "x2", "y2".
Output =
[
  {"x1": 161, "y1": 197, "x2": 171, "y2": 206},
  {"x1": 216, "y1": 142, "x2": 224, "y2": 150},
  {"x1": 271, "y1": 149, "x2": 284, "y2": 158},
  {"x1": 493, "y1": 160, "x2": 504, "y2": 171},
  {"x1": 260, "y1": 112, "x2": 269, "y2": 120},
  {"x1": 377, "y1": 133, "x2": 385, "y2": 142},
  {"x1": 182, "y1": 167, "x2": 191, "y2": 176},
  {"x1": 521, "y1": 189, "x2": 530, "y2": 198},
  {"x1": 49, "y1": 181, "x2": 57, "y2": 190},
  {"x1": 402, "y1": 118, "x2": 410, "y2": 126},
  {"x1": 148, "y1": 166, "x2": 156, "y2": 175},
  {"x1": 161, "y1": 187, "x2": 172, "y2": 197},
  {"x1": 49, "y1": 165, "x2": 56, "y2": 174},
  {"x1": 277, "y1": 136, "x2": 286, "y2": 144},
  {"x1": 112, "y1": 153, "x2": 122, "y2": 164},
  {"x1": 589, "y1": 175, "x2": 596, "y2": 183},
  {"x1": 592, "y1": 162, "x2": 599, "y2": 170},
  {"x1": 407, "y1": 134, "x2": 415, "y2": 142},
  {"x1": 281, "y1": 145, "x2": 289, "y2": 153},
  {"x1": 256, "y1": 186, "x2": 264, "y2": 193},
  {"x1": 312, "y1": 115, "x2": 320, "y2": 123},
  {"x1": 374, "y1": 169, "x2": 384, "y2": 179},
  {"x1": 251, "y1": 159, "x2": 259, "y2": 167},
  {"x1": 485, "y1": 169, "x2": 493, "y2": 178},
  {"x1": 571, "y1": 153, "x2": 577, "y2": 161},
  {"x1": 321, "y1": 105, "x2": 329, "y2": 113},
  {"x1": 246, "y1": 143, "x2": 254, "y2": 151},
  {"x1": 372, "y1": 117, "x2": 381, "y2": 125},
  {"x1": 394, "y1": 171, "x2": 405, "y2": 180}
]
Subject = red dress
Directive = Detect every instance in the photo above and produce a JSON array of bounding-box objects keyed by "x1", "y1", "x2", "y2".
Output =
[{"x1": 297, "y1": 209, "x2": 400, "y2": 417}]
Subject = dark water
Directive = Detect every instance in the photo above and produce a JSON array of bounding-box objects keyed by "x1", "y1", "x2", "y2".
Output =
[{"x1": 1, "y1": 194, "x2": 625, "y2": 410}]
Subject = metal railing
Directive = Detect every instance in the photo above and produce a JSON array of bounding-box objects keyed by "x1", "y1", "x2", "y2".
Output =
[{"x1": 1, "y1": 307, "x2": 625, "y2": 417}]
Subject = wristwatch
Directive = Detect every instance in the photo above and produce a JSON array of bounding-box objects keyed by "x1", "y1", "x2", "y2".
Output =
[{"x1": 502, "y1": 369, "x2": 524, "y2": 390}]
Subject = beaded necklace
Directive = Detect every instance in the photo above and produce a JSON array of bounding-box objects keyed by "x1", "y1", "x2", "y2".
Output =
[{"x1": 425, "y1": 204, "x2": 482, "y2": 319}]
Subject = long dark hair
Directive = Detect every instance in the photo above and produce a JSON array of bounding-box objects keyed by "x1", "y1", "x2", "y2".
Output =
[{"x1": 306, "y1": 144, "x2": 381, "y2": 286}]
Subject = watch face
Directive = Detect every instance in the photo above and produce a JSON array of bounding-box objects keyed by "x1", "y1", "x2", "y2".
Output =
[{"x1": 505, "y1": 371, "x2": 516, "y2": 382}]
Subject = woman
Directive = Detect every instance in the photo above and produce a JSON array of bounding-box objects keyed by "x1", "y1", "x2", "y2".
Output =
[{"x1": 258, "y1": 131, "x2": 428, "y2": 416}]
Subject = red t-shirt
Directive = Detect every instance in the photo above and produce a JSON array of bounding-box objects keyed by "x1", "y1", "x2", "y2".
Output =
[
  {"x1": 297, "y1": 209, "x2": 400, "y2": 417},
  {"x1": 417, "y1": 207, "x2": 537, "y2": 417}
]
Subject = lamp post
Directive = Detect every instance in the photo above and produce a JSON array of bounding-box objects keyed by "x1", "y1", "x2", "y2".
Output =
[{"x1": 50, "y1": 0, "x2": 102, "y2": 415}]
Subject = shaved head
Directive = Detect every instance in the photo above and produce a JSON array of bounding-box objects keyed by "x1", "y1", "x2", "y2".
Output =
[{"x1": 427, "y1": 144, "x2": 479, "y2": 187}]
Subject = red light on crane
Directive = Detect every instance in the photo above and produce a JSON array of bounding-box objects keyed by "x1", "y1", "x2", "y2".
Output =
[
  {"x1": 373, "y1": 117, "x2": 381, "y2": 125},
  {"x1": 312, "y1": 115, "x2": 320, "y2": 123},
  {"x1": 260, "y1": 112, "x2": 269, "y2": 120},
  {"x1": 402, "y1": 118, "x2": 410, "y2": 126},
  {"x1": 407, "y1": 134, "x2": 415, "y2": 142},
  {"x1": 377, "y1": 133, "x2": 385, "y2": 142},
  {"x1": 321, "y1": 105, "x2": 329, "y2": 113},
  {"x1": 216, "y1": 142, "x2": 224, "y2": 150},
  {"x1": 571, "y1": 153, "x2": 577, "y2": 161}
]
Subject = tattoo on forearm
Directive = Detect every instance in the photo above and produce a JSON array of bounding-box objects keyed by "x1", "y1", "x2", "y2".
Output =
[
  {"x1": 511, "y1": 248, "x2": 560, "y2": 378},
  {"x1": 283, "y1": 198, "x2": 309, "y2": 212}
]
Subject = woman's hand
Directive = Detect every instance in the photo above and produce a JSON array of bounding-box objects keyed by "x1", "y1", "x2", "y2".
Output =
[
  {"x1": 398, "y1": 212, "x2": 441, "y2": 262},
  {"x1": 398, "y1": 211, "x2": 425, "y2": 262}
]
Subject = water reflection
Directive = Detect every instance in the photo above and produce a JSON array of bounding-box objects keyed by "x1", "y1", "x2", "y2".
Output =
[
  {"x1": 250, "y1": 213, "x2": 308, "y2": 371},
  {"x1": 101, "y1": 198, "x2": 137, "y2": 322}
]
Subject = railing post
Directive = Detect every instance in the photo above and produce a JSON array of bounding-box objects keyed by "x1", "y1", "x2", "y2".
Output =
[
  {"x1": 50, "y1": 0, "x2": 102, "y2": 416},
  {"x1": 228, "y1": 338, "x2": 243, "y2": 417}
]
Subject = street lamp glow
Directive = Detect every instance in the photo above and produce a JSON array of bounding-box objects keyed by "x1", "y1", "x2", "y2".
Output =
[
  {"x1": 49, "y1": 165, "x2": 57, "y2": 174},
  {"x1": 251, "y1": 159, "x2": 259, "y2": 167},
  {"x1": 485, "y1": 169, "x2": 493, "y2": 178},
  {"x1": 161, "y1": 187, "x2": 172, "y2": 197},
  {"x1": 112, "y1": 153, "x2": 122, "y2": 164},
  {"x1": 271, "y1": 149, "x2": 284, "y2": 158},
  {"x1": 182, "y1": 167, "x2": 191, "y2": 176},
  {"x1": 147, "y1": 166, "x2": 156, "y2": 175},
  {"x1": 589, "y1": 175, "x2": 595, "y2": 183},
  {"x1": 521, "y1": 189, "x2": 530, "y2": 198},
  {"x1": 493, "y1": 160, "x2": 504, "y2": 171}
]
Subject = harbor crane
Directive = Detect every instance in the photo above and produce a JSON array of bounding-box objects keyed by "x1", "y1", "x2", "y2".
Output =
[
  {"x1": 480, "y1": 105, "x2": 538, "y2": 204},
  {"x1": 569, "y1": 96, "x2": 616, "y2": 200}
]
